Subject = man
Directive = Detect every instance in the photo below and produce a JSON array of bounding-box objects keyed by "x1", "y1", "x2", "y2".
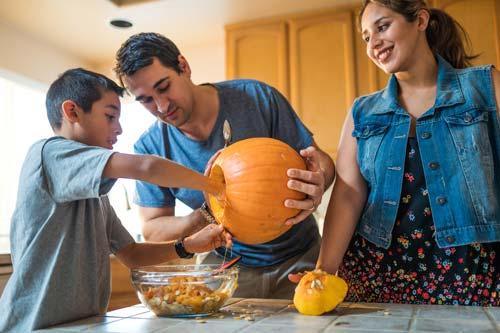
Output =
[{"x1": 114, "y1": 32, "x2": 335, "y2": 298}]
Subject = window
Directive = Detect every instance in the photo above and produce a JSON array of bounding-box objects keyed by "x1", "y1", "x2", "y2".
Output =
[
  {"x1": 0, "y1": 74, "x2": 193, "y2": 253},
  {"x1": 108, "y1": 100, "x2": 194, "y2": 241},
  {"x1": 0, "y1": 74, "x2": 51, "y2": 253}
]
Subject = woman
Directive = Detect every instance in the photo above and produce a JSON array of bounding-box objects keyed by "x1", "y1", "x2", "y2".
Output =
[{"x1": 314, "y1": 0, "x2": 499, "y2": 305}]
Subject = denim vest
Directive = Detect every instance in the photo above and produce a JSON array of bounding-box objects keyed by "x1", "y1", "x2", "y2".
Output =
[{"x1": 352, "y1": 55, "x2": 500, "y2": 249}]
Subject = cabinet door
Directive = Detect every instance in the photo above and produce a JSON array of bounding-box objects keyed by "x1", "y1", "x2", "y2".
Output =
[
  {"x1": 225, "y1": 21, "x2": 289, "y2": 98},
  {"x1": 432, "y1": 0, "x2": 500, "y2": 67},
  {"x1": 288, "y1": 11, "x2": 356, "y2": 158}
]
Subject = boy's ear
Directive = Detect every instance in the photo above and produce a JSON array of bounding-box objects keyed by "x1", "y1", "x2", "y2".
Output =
[
  {"x1": 178, "y1": 55, "x2": 191, "y2": 78},
  {"x1": 61, "y1": 100, "x2": 80, "y2": 124}
]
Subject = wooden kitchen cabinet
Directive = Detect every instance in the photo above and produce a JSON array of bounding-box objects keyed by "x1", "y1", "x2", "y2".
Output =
[
  {"x1": 226, "y1": 20, "x2": 289, "y2": 98},
  {"x1": 431, "y1": 0, "x2": 500, "y2": 67},
  {"x1": 288, "y1": 11, "x2": 355, "y2": 158},
  {"x1": 0, "y1": 254, "x2": 12, "y2": 298},
  {"x1": 109, "y1": 255, "x2": 137, "y2": 311},
  {"x1": 226, "y1": 1, "x2": 500, "y2": 158},
  {"x1": 367, "y1": 0, "x2": 500, "y2": 91},
  {"x1": 226, "y1": 8, "x2": 356, "y2": 158}
]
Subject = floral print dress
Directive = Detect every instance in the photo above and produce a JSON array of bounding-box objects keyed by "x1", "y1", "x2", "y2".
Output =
[{"x1": 339, "y1": 138, "x2": 499, "y2": 305}]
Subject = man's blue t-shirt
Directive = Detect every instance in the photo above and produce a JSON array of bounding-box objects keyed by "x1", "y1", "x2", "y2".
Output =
[{"x1": 134, "y1": 79, "x2": 319, "y2": 267}]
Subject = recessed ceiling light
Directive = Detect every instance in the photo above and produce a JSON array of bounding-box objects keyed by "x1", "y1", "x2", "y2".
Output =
[{"x1": 109, "y1": 18, "x2": 133, "y2": 29}]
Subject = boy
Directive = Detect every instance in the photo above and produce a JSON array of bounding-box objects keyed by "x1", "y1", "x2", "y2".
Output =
[{"x1": 0, "y1": 68, "x2": 231, "y2": 332}]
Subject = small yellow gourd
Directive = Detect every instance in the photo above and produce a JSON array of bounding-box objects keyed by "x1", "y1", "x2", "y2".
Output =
[{"x1": 293, "y1": 269, "x2": 348, "y2": 316}]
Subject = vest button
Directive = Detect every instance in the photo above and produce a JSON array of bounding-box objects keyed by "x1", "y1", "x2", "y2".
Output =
[
  {"x1": 421, "y1": 132, "x2": 431, "y2": 139},
  {"x1": 446, "y1": 236, "x2": 455, "y2": 244},
  {"x1": 429, "y1": 162, "x2": 440, "y2": 170},
  {"x1": 363, "y1": 127, "x2": 370, "y2": 135},
  {"x1": 437, "y1": 197, "x2": 447, "y2": 205},
  {"x1": 464, "y1": 114, "x2": 472, "y2": 123}
]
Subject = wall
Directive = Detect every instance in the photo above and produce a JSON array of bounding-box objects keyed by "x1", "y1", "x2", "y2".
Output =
[
  {"x1": 93, "y1": 42, "x2": 227, "y2": 233},
  {"x1": 0, "y1": 21, "x2": 93, "y2": 86},
  {"x1": 0, "y1": 21, "x2": 96, "y2": 295},
  {"x1": 95, "y1": 41, "x2": 226, "y2": 85}
]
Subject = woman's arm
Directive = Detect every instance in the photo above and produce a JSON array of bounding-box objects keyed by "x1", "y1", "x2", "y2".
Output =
[
  {"x1": 491, "y1": 68, "x2": 500, "y2": 120},
  {"x1": 316, "y1": 111, "x2": 368, "y2": 274}
]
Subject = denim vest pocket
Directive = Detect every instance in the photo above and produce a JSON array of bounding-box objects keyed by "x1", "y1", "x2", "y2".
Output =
[
  {"x1": 445, "y1": 108, "x2": 496, "y2": 222},
  {"x1": 353, "y1": 123, "x2": 389, "y2": 184}
]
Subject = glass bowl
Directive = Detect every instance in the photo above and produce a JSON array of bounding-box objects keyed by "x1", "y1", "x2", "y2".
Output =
[{"x1": 131, "y1": 264, "x2": 239, "y2": 317}]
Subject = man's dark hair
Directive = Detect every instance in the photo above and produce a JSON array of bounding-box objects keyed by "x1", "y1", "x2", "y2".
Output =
[
  {"x1": 46, "y1": 68, "x2": 124, "y2": 130},
  {"x1": 114, "y1": 32, "x2": 181, "y2": 86}
]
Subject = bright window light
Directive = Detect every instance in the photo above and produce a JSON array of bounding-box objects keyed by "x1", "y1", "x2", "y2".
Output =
[
  {"x1": 0, "y1": 75, "x2": 51, "y2": 253},
  {"x1": 0, "y1": 75, "x2": 193, "y2": 253}
]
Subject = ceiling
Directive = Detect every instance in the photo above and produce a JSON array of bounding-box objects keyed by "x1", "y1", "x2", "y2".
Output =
[{"x1": 0, "y1": 0, "x2": 358, "y2": 66}]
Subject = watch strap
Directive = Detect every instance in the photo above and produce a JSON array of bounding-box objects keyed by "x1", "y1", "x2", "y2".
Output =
[
  {"x1": 174, "y1": 238, "x2": 194, "y2": 259},
  {"x1": 200, "y1": 201, "x2": 217, "y2": 224}
]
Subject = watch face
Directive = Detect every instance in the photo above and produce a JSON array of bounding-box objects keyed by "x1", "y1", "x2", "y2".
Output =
[{"x1": 175, "y1": 239, "x2": 194, "y2": 259}]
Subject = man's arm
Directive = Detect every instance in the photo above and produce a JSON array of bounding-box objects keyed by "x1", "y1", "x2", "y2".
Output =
[
  {"x1": 312, "y1": 141, "x2": 336, "y2": 189},
  {"x1": 139, "y1": 206, "x2": 208, "y2": 242},
  {"x1": 115, "y1": 223, "x2": 231, "y2": 269},
  {"x1": 103, "y1": 153, "x2": 221, "y2": 242}
]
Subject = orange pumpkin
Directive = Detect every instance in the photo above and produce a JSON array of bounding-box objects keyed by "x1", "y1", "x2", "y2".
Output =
[{"x1": 206, "y1": 138, "x2": 306, "y2": 244}]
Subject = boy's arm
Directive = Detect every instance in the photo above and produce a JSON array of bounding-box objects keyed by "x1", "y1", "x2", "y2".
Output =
[
  {"x1": 115, "y1": 224, "x2": 231, "y2": 269},
  {"x1": 137, "y1": 150, "x2": 224, "y2": 242},
  {"x1": 102, "y1": 153, "x2": 224, "y2": 196}
]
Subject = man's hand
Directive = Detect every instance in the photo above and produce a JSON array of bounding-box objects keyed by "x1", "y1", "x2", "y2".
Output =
[
  {"x1": 285, "y1": 146, "x2": 326, "y2": 226},
  {"x1": 183, "y1": 224, "x2": 232, "y2": 253}
]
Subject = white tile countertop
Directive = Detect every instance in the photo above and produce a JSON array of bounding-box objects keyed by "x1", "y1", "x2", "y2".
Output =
[{"x1": 37, "y1": 298, "x2": 500, "y2": 333}]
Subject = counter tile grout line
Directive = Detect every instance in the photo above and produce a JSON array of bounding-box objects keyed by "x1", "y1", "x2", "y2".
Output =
[
  {"x1": 407, "y1": 311, "x2": 418, "y2": 333},
  {"x1": 483, "y1": 307, "x2": 500, "y2": 333}
]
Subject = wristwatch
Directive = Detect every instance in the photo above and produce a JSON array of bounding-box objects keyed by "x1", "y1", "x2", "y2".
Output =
[
  {"x1": 174, "y1": 238, "x2": 194, "y2": 259},
  {"x1": 199, "y1": 201, "x2": 217, "y2": 224}
]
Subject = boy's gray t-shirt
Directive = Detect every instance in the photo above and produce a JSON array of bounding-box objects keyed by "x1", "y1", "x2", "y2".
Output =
[{"x1": 0, "y1": 137, "x2": 134, "y2": 332}]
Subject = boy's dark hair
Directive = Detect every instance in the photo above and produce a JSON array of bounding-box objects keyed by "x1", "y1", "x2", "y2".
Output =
[
  {"x1": 114, "y1": 32, "x2": 181, "y2": 87},
  {"x1": 46, "y1": 68, "x2": 125, "y2": 130}
]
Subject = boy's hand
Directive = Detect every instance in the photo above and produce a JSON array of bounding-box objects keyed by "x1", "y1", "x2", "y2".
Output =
[{"x1": 183, "y1": 224, "x2": 232, "y2": 253}]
